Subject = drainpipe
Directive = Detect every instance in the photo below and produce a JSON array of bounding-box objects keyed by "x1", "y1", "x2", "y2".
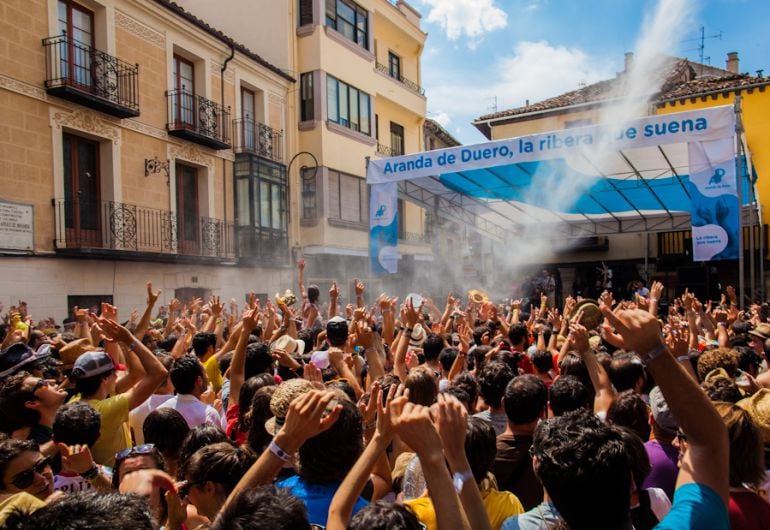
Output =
[{"x1": 221, "y1": 44, "x2": 235, "y2": 235}]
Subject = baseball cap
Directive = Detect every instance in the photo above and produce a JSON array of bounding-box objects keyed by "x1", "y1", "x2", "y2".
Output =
[
  {"x1": 70, "y1": 351, "x2": 125, "y2": 379},
  {"x1": 649, "y1": 386, "x2": 679, "y2": 437},
  {"x1": 0, "y1": 342, "x2": 53, "y2": 378}
]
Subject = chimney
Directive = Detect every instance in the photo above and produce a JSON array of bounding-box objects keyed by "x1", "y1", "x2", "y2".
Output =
[
  {"x1": 726, "y1": 52, "x2": 739, "y2": 74},
  {"x1": 624, "y1": 52, "x2": 634, "y2": 73}
]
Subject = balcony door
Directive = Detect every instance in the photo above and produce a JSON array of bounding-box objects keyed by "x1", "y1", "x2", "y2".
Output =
[
  {"x1": 172, "y1": 55, "x2": 195, "y2": 129},
  {"x1": 63, "y1": 133, "x2": 101, "y2": 246},
  {"x1": 176, "y1": 163, "x2": 199, "y2": 255},
  {"x1": 241, "y1": 87, "x2": 256, "y2": 151},
  {"x1": 57, "y1": 0, "x2": 94, "y2": 88}
]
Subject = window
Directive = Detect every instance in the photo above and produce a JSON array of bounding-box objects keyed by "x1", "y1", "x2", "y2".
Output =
[
  {"x1": 390, "y1": 122, "x2": 404, "y2": 156},
  {"x1": 325, "y1": 0, "x2": 368, "y2": 49},
  {"x1": 326, "y1": 75, "x2": 371, "y2": 134},
  {"x1": 63, "y1": 133, "x2": 100, "y2": 245},
  {"x1": 300, "y1": 73, "x2": 314, "y2": 121},
  {"x1": 234, "y1": 155, "x2": 288, "y2": 260},
  {"x1": 564, "y1": 118, "x2": 592, "y2": 128},
  {"x1": 241, "y1": 87, "x2": 256, "y2": 150},
  {"x1": 301, "y1": 167, "x2": 318, "y2": 219},
  {"x1": 388, "y1": 51, "x2": 401, "y2": 80},
  {"x1": 57, "y1": 0, "x2": 94, "y2": 87},
  {"x1": 328, "y1": 169, "x2": 368, "y2": 224},
  {"x1": 298, "y1": 0, "x2": 314, "y2": 26},
  {"x1": 175, "y1": 163, "x2": 199, "y2": 255},
  {"x1": 172, "y1": 55, "x2": 195, "y2": 127}
]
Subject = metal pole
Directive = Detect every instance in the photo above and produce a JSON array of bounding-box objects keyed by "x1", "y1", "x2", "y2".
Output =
[
  {"x1": 735, "y1": 97, "x2": 745, "y2": 309},
  {"x1": 745, "y1": 137, "x2": 756, "y2": 302}
]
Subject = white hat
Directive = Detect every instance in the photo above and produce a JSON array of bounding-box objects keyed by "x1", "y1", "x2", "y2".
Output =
[
  {"x1": 271, "y1": 334, "x2": 306, "y2": 356},
  {"x1": 409, "y1": 324, "x2": 426, "y2": 347}
]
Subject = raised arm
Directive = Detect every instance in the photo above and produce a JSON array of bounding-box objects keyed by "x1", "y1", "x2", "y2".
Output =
[
  {"x1": 297, "y1": 259, "x2": 307, "y2": 301},
  {"x1": 97, "y1": 317, "x2": 167, "y2": 410},
  {"x1": 570, "y1": 320, "x2": 614, "y2": 415},
  {"x1": 229, "y1": 309, "x2": 260, "y2": 405},
  {"x1": 601, "y1": 305, "x2": 729, "y2": 506},
  {"x1": 354, "y1": 278, "x2": 366, "y2": 309},
  {"x1": 134, "y1": 282, "x2": 161, "y2": 340}
]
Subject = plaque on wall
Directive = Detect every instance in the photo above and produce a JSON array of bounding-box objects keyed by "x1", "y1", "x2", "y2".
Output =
[{"x1": 0, "y1": 200, "x2": 34, "y2": 251}]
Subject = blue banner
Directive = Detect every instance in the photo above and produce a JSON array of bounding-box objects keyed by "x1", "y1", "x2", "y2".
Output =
[
  {"x1": 688, "y1": 138, "x2": 739, "y2": 261},
  {"x1": 369, "y1": 182, "x2": 398, "y2": 273}
]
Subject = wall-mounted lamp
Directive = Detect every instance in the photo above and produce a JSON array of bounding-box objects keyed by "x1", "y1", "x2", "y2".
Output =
[{"x1": 144, "y1": 157, "x2": 170, "y2": 185}]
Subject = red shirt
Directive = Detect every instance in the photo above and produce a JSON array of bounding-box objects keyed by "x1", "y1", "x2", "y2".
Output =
[
  {"x1": 728, "y1": 490, "x2": 770, "y2": 530},
  {"x1": 225, "y1": 403, "x2": 247, "y2": 446}
]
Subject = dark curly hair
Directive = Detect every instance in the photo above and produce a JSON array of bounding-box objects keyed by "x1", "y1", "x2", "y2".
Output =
[
  {"x1": 211, "y1": 485, "x2": 310, "y2": 530},
  {"x1": 532, "y1": 409, "x2": 630, "y2": 530},
  {"x1": 184, "y1": 442, "x2": 255, "y2": 495},
  {"x1": 477, "y1": 361, "x2": 514, "y2": 409},
  {"x1": 348, "y1": 500, "x2": 422, "y2": 530},
  {"x1": 606, "y1": 390, "x2": 651, "y2": 442},
  {"x1": 298, "y1": 395, "x2": 362, "y2": 484}
]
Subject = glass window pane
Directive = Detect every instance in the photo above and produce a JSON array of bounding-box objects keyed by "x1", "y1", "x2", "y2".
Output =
[
  {"x1": 260, "y1": 181, "x2": 270, "y2": 228},
  {"x1": 338, "y1": 1, "x2": 355, "y2": 23},
  {"x1": 327, "y1": 76, "x2": 338, "y2": 122},
  {"x1": 349, "y1": 87, "x2": 359, "y2": 130},
  {"x1": 271, "y1": 185, "x2": 282, "y2": 229},
  {"x1": 236, "y1": 179, "x2": 250, "y2": 226},
  {"x1": 341, "y1": 174, "x2": 360, "y2": 222},
  {"x1": 359, "y1": 93, "x2": 370, "y2": 135},
  {"x1": 339, "y1": 83, "x2": 348, "y2": 125}
]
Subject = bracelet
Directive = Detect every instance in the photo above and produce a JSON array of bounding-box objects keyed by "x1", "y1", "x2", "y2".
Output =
[
  {"x1": 639, "y1": 343, "x2": 668, "y2": 365},
  {"x1": 650, "y1": 298, "x2": 659, "y2": 303},
  {"x1": 676, "y1": 355, "x2": 690, "y2": 362},
  {"x1": 79, "y1": 463, "x2": 100, "y2": 480},
  {"x1": 128, "y1": 339, "x2": 142, "y2": 351},
  {"x1": 364, "y1": 347, "x2": 377, "y2": 355},
  {"x1": 406, "y1": 327, "x2": 414, "y2": 334},
  {"x1": 216, "y1": 318, "x2": 224, "y2": 324},
  {"x1": 268, "y1": 440, "x2": 293, "y2": 463}
]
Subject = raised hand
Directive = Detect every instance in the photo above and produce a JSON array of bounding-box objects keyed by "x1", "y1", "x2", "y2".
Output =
[
  {"x1": 650, "y1": 281, "x2": 664, "y2": 301},
  {"x1": 210, "y1": 295, "x2": 224, "y2": 317},
  {"x1": 354, "y1": 279, "x2": 365, "y2": 297},
  {"x1": 329, "y1": 281, "x2": 339, "y2": 299},
  {"x1": 600, "y1": 304, "x2": 664, "y2": 355},
  {"x1": 279, "y1": 390, "x2": 343, "y2": 446},
  {"x1": 303, "y1": 361, "x2": 325, "y2": 390},
  {"x1": 147, "y1": 281, "x2": 161, "y2": 306},
  {"x1": 435, "y1": 393, "x2": 468, "y2": 459},
  {"x1": 393, "y1": 402, "x2": 442, "y2": 456},
  {"x1": 298, "y1": 259, "x2": 305, "y2": 271},
  {"x1": 58, "y1": 443, "x2": 96, "y2": 475}
]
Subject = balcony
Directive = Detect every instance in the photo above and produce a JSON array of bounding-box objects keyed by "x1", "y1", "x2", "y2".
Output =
[
  {"x1": 375, "y1": 62, "x2": 425, "y2": 96},
  {"x1": 53, "y1": 198, "x2": 236, "y2": 263},
  {"x1": 376, "y1": 142, "x2": 402, "y2": 157},
  {"x1": 166, "y1": 90, "x2": 231, "y2": 150},
  {"x1": 233, "y1": 118, "x2": 283, "y2": 162},
  {"x1": 43, "y1": 34, "x2": 139, "y2": 118}
]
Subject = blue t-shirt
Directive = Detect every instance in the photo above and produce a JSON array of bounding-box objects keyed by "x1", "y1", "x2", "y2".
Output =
[
  {"x1": 654, "y1": 483, "x2": 729, "y2": 530},
  {"x1": 276, "y1": 474, "x2": 368, "y2": 526}
]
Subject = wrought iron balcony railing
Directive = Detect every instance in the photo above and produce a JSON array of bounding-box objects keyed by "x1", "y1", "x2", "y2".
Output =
[
  {"x1": 376, "y1": 142, "x2": 403, "y2": 157},
  {"x1": 54, "y1": 198, "x2": 236, "y2": 260},
  {"x1": 43, "y1": 34, "x2": 139, "y2": 118},
  {"x1": 233, "y1": 118, "x2": 283, "y2": 162},
  {"x1": 166, "y1": 89, "x2": 231, "y2": 150},
  {"x1": 375, "y1": 62, "x2": 425, "y2": 96}
]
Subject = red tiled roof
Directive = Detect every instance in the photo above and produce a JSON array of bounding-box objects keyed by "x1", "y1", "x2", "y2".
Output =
[{"x1": 475, "y1": 59, "x2": 766, "y2": 125}]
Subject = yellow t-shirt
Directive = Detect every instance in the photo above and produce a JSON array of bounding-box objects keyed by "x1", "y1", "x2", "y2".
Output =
[
  {"x1": 203, "y1": 355, "x2": 223, "y2": 392},
  {"x1": 0, "y1": 492, "x2": 45, "y2": 525},
  {"x1": 87, "y1": 394, "x2": 131, "y2": 468},
  {"x1": 404, "y1": 488, "x2": 524, "y2": 530}
]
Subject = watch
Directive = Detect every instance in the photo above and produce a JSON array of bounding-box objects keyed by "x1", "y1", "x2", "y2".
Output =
[{"x1": 452, "y1": 470, "x2": 474, "y2": 493}]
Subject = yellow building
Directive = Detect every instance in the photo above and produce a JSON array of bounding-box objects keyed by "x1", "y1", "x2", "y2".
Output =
[
  {"x1": 176, "y1": 0, "x2": 431, "y2": 298},
  {"x1": 0, "y1": 0, "x2": 295, "y2": 318},
  {"x1": 473, "y1": 52, "x2": 770, "y2": 299}
]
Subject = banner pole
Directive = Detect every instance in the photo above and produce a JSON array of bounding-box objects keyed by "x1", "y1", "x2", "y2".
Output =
[{"x1": 735, "y1": 97, "x2": 745, "y2": 309}]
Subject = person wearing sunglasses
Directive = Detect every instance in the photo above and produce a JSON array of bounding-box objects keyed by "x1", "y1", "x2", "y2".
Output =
[
  {"x1": 112, "y1": 443, "x2": 169, "y2": 524},
  {"x1": 0, "y1": 371, "x2": 68, "y2": 463},
  {"x1": 0, "y1": 438, "x2": 54, "y2": 501}
]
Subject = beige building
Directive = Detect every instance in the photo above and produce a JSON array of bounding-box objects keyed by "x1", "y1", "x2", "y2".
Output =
[
  {"x1": 0, "y1": 0, "x2": 295, "y2": 319},
  {"x1": 180, "y1": 0, "x2": 432, "y2": 296}
]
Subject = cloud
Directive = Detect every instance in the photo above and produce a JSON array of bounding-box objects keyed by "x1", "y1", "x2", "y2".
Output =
[
  {"x1": 430, "y1": 111, "x2": 452, "y2": 127},
  {"x1": 420, "y1": 0, "x2": 508, "y2": 47},
  {"x1": 426, "y1": 40, "x2": 616, "y2": 139}
]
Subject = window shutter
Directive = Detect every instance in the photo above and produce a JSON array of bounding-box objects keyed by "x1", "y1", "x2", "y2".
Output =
[{"x1": 299, "y1": 0, "x2": 313, "y2": 26}]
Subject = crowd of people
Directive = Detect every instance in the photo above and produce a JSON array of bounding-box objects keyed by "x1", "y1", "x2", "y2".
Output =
[{"x1": 0, "y1": 261, "x2": 768, "y2": 530}]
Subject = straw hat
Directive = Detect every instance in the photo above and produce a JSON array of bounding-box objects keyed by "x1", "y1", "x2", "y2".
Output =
[
  {"x1": 264, "y1": 378, "x2": 314, "y2": 435},
  {"x1": 57, "y1": 338, "x2": 95, "y2": 370},
  {"x1": 737, "y1": 388, "x2": 770, "y2": 444},
  {"x1": 409, "y1": 324, "x2": 426, "y2": 347},
  {"x1": 271, "y1": 334, "x2": 306, "y2": 356},
  {"x1": 571, "y1": 299, "x2": 603, "y2": 330},
  {"x1": 748, "y1": 323, "x2": 770, "y2": 342}
]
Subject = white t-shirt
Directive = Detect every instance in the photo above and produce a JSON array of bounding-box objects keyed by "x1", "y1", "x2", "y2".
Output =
[
  {"x1": 54, "y1": 465, "x2": 112, "y2": 494},
  {"x1": 128, "y1": 393, "x2": 174, "y2": 445},
  {"x1": 157, "y1": 394, "x2": 224, "y2": 430}
]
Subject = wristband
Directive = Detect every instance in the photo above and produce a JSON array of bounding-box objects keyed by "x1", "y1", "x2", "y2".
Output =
[
  {"x1": 79, "y1": 463, "x2": 100, "y2": 480},
  {"x1": 128, "y1": 339, "x2": 142, "y2": 351},
  {"x1": 364, "y1": 347, "x2": 377, "y2": 355},
  {"x1": 406, "y1": 327, "x2": 414, "y2": 334},
  {"x1": 676, "y1": 355, "x2": 690, "y2": 362},
  {"x1": 452, "y1": 470, "x2": 474, "y2": 493},
  {"x1": 268, "y1": 440, "x2": 293, "y2": 463},
  {"x1": 639, "y1": 343, "x2": 667, "y2": 365},
  {"x1": 650, "y1": 298, "x2": 659, "y2": 303}
]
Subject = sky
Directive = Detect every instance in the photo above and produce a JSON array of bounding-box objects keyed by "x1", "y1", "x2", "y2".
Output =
[{"x1": 412, "y1": 0, "x2": 770, "y2": 145}]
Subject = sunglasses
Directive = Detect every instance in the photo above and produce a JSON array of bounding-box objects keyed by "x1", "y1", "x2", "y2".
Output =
[
  {"x1": 115, "y1": 443, "x2": 156, "y2": 463},
  {"x1": 676, "y1": 431, "x2": 688, "y2": 443},
  {"x1": 31, "y1": 379, "x2": 51, "y2": 393},
  {"x1": 177, "y1": 480, "x2": 199, "y2": 500},
  {"x1": 11, "y1": 456, "x2": 51, "y2": 489}
]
